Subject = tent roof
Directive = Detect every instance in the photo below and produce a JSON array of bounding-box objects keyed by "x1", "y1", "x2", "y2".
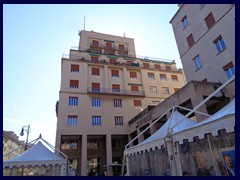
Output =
[
  {"x1": 172, "y1": 98, "x2": 235, "y2": 144},
  {"x1": 3, "y1": 141, "x2": 66, "y2": 168},
  {"x1": 125, "y1": 110, "x2": 197, "y2": 155}
]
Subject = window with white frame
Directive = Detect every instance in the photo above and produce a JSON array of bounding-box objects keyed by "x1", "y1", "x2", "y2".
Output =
[
  {"x1": 162, "y1": 87, "x2": 170, "y2": 94},
  {"x1": 223, "y1": 62, "x2": 235, "y2": 79},
  {"x1": 69, "y1": 97, "x2": 78, "y2": 106},
  {"x1": 150, "y1": 86, "x2": 157, "y2": 93},
  {"x1": 114, "y1": 99, "x2": 122, "y2": 108},
  {"x1": 160, "y1": 74, "x2": 167, "y2": 80},
  {"x1": 67, "y1": 116, "x2": 77, "y2": 126},
  {"x1": 115, "y1": 116, "x2": 123, "y2": 126},
  {"x1": 92, "y1": 116, "x2": 101, "y2": 126},
  {"x1": 92, "y1": 98, "x2": 101, "y2": 107},
  {"x1": 148, "y1": 72, "x2": 155, "y2": 79},
  {"x1": 214, "y1": 36, "x2": 226, "y2": 53},
  {"x1": 193, "y1": 55, "x2": 202, "y2": 70}
]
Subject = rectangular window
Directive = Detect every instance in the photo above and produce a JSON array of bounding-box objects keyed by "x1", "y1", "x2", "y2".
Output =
[
  {"x1": 171, "y1": 75, "x2": 178, "y2": 82},
  {"x1": 118, "y1": 44, "x2": 125, "y2": 51},
  {"x1": 148, "y1": 72, "x2": 155, "y2": 79},
  {"x1": 181, "y1": 16, "x2": 189, "y2": 28},
  {"x1": 92, "y1": 116, "x2": 101, "y2": 126},
  {"x1": 150, "y1": 86, "x2": 157, "y2": 93},
  {"x1": 165, "y1": 66, "x2": 172, "y2": 71},
  {"x1": 71, "y1": 64, "x2": 79, "y2": 72},
  {"x1": 106, "y1": 42, "x2": 112, "y2": 49},
  {"x1": 70, "y1": 80, "x2": 79, "y2": 88},
  {"x1": 91, "y1": 56, "x2": 99, "y2": 62},
  {"x1": 193, "y1": 55, "x2": 202, "y2": 70},
  {"x1": 92, "y1": 40, "x2": 99, "y2": 47},
  {"x1": 92, "y1": 67, "x2": 100, "y2": 76},
  {"x1": 67, "y1": 116, "x2": 77, "y2": 126},
  {"x1": 110, "y1": 59, "x2": 117, "y2": 64},
  {"x1": 187, "y1": 34, "x2": 195, "y2": 48},
  {"x1": 111, "y1": 70, "x2": 119, "y2": 77},
  {"x1": 92, "y1": 98, "x2": 101, "y2": 107},
  {"x1": 214, "y1": 36, "x2": 226, "y2": 53},
  {"x1": 131, "y1": 86, "x2": 139, "y2": 93},
  {"x1": 69, "y1": 97, "x2": 78, "y2": 106},
  {"x1": 133, "y1": 100, "x2": 142, "y2": 107},
  {"x1": 115, "y1": 116, "x2": 123, "y2": 126},
  {"x1": 130, "y1": 71, "x2": 137, "y2": 78},
  {"x1": 112, "y1": 84, "x2": 120, "y2": 92},
  {"x1": 92, "y1": 83, "x2": 100, "y2": 92},
  {"x1": 205, "y1": 12, "x2": 215, "y2": 29},
  {"x1": 127, "y1": 61, "x2": 133, "y2": 66},
  {"x1": 143, "y1": 63, "x2": 150, "y2": 68},
  {"x1": 114, "y1": 99, "x2": 122, "y2": 108},
  {"x1": 162, "y1": 87, "x2": 170, "y2": 94},
  {"x1": 160, "y1": 74, "x2": 167, "y2": 80},
  {"x1": 174, "y1": 88, "x2": 180, "y2": 92},
  {"x1": 154, "y1": 64, "x2": 161, "y2": 69},
  {"x1": 223, "y1": 62, "x2": 235, "y2": 79}
]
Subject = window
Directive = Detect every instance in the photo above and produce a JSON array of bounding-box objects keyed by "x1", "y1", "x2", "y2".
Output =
[
  {"x1": 127, "y1": 61, "x2": 133, "y2": 66},
  {"x1": 92, "y1": 98, "x2": 101, "y2": 107},
  {"x1": 214, "y1": 36, "x2": 226, "y2": 53},
  {"x1": 67, "y1": 116, "x2": 77, "y2": 126},
  {"x1": 71, "y1": 64, "x2": 79, "y2": 72},
  {"x1": 187, "y1": 34, "x2": 195, "y2": 48},
  {"x1": 171, "y1": 75, "x2": 178, "y2": 82},
  {"x1": 110, "y1": 59, "x2": 117, "y2": 64},
  {"x1": 118, "y1": 44, "x2": 125, "y2": 51},
  {"x1": 70, "y1": 80, "x2": 79, "y2": 88},
  {"x1": 106, "y1": 42, "x2": 112, "y2": 49},
  {"x1": 91, "y1": 56, "x2": 99, "y2": 62},
  {"x1": 114, "y1": 99, "x2": 122, "y2": 108},
  {"x1": 115, "y1": 116, "x2": 123, "y2": 126},
  {"x1": 181, "y1": 16, "x2": 189, "y2": 28},
  {"x1": 61, "y1": 141, "x2": 78, "y2": 150},
  {"x1": 69, "y1": 97, "x2": 78, "y2": 106},
  {"x1": 150, "y1": 86, "x2": 157, "y2": 93},
  {"x1": 148, "y1": 72, "x2": 155, "y2": 79},
  {"x1": 154, "y1": 64, "x2": 161, "y2": 69},
  {"x1": 133, "y1": 100, "x2": 142, "y2": 107},
  {"x1": 223, "y1": 62, "x2": 235, "y2": 79},
  {"x1": 143, "y1": 63, "x2": 150, "y2": 68},
  {"x1": 92, "y1": 67, "x2": 100, "y2": 76},
  {"x1": 111, "y1": 70, "x2": 119, "y2": 77},
  {"x1": 92, "y1": 40, "x2": 99, "y2": 47},
  {"x1": 193, "y1": 55, "x2": 202, "y2": 70},
  {"x1": 92, "y1": 83, "x2": 100, "y2": 92},
  {"x1": 162, "y1": 87, "x2": 170, "y2": 94},
  {"x1": 160, "y1": 74, "x2": 167, "y2": 80},
  {"x1": 165, "y1": 66, "x2": 172, "y2": 71},
  {"x1": 205, "y1": 12, "x2": 215, "y2": 29},
  {"x1": 131, "y1": 86, "x2": 139, "y2": 93},
  {"x1": 112, "y1": 84, "x2": 120, "y2": 92},
  {"x1": 130, "y1": 71, "x2": 137, "y2": 78},
  {"x1": 174, "y1": 88, "x2": 180, "y2": 92},
  {"x1": 92, "y1": 116, "x2": 101, "y2": 126}
]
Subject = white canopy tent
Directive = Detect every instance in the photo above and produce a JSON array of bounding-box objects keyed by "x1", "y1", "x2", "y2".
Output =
[{"x1": 3, "y1": 135, "x2": 68, "y2": 176}]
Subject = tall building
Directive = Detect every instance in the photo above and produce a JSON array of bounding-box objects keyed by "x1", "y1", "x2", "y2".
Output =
[
  {"x1": 55, "y1": 30, "x2": 186, "y2": 176},
  {"x1": 169, "y1": 4, "x2": 235, "y2": 98}
]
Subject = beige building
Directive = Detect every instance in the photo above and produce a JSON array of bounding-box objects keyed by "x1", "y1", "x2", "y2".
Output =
[
  {"x1": 169, "y1": 4, "x2": 235, "y2": 98},
  {"x1": 55, "y1": 30, "x2": 186, "y2": 176},
  {"x1": 3, "y1": 131, "x2": 25, "y2": 161}
]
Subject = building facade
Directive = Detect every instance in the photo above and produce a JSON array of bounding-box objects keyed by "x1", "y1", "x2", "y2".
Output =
[
  {"x1": 3, "y1": 131, "x2": 25, "y2": 161},
  {"x1": 55, "y1": 30, "x2": 186, "y2": 176},
  {"x1": 169, "y1": 4, "x2": 235, "y2": 98}
]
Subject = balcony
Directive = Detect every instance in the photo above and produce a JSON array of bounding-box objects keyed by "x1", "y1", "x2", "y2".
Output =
[{"x1": 87, "y1": 88, "x2": 145, "y2": 97}]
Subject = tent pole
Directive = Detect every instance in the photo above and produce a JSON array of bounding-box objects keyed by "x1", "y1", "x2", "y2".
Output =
[{"x1": 207, "y1": 134, "x2": 218, "y2": 176}]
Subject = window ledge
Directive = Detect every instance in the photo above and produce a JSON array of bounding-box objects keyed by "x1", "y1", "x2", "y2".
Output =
[{"x1": 216, "y1": 48, "x2": 227, "y2": 56}]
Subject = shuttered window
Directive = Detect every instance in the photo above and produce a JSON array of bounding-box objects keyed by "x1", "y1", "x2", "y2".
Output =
[
  {"x1": 106, "y1": 42, "x2": 112, "y2": 49},
  {"x1": 154, "y1": 64, "x2": 161, "y2": 69},
  {"x1": 214, "y1": 36, "x2": 226, "y2": 53},
  {"x1": 143, "y1": 63, "x2": 150, "y2": 68},
  {"x1": 127, "y1": 61, "x2": 133, "y2": 66},
  {"x1": 166, "y1": 66, "x2": 172, "y2": 71},
  {"x1": 92, "y1": 83, "x2": 100, "y2": 92},
  {"x1": 205, "y1": 12, "x2": 215, "y2": 29},
  {"x1": 110, "y1": 59, "x2": 117, "y2": 64},
  {"x1": 131, "y1": 86, "x2": 139, "y2": 93},
  {"x1": 171, "y1": 75, "x2": 178, "y2": 82},
  {"x1": 70, "y1": 80, "x2": 79, "y2": 88},
  {"x1": 130, "y1": 72, "x2": 137, "y2": 78},
  {"x1": 111, "y1": 70, "x2": 119, "y2": 77},
  {"x1": 187, "y1": 34, "x2": 195, "y2": 48},
  {"x1": 92, "y1": 40, "x2": 99, "y2": 47},
  {"x1": 223, "y1": 62, "x2": 235, "y2": 79},
  {"x1": 71, "y1": 64, "x2": 79, "y2": 72},
  {"x1": 118, "y1": 44, "x2": 125, "y2": 51},
  {"x1": 148, "y1": 72, "x2": 155, "y2": 79},
  {"x1": 92, "y1": 68, "x2": 100, "y2": 76},
  {"x1": 133, "y1": 100, "x2": 142, "y2": 107},
  {"x1": 160, "y1": 74, "x2": 167, "y2": 80},
  {"x1": 112, "y1": 84, "x2": 120, "y2": 92},
  {"x1": 91, "y1": 56, "x2": 99, "y2": 62}
]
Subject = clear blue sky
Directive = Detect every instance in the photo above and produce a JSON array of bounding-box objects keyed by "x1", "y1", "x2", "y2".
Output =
[{"x1": 3, "y1": 4, "x2": 182, "y2": 145}]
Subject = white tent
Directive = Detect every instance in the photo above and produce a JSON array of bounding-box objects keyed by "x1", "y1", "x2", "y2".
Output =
[{"x1": 3, "y1": 135, "x2": 68, "y2": 176}]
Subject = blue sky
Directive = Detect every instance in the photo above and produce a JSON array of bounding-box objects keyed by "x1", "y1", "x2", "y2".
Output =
[{"x1": 3, "y1": 4, "x2": 181, "y2": 145}]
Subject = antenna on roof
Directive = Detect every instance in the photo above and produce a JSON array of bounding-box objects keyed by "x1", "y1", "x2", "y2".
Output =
[
  {"x1": 123, "y1": 30, "x2": 126, "y2": 37},
  {"x1": 84, "y1": 16, "x2": 86, "y2": 30}
]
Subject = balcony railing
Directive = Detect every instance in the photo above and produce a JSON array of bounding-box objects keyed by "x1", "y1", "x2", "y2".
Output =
[{"x1": 87, "y1": 88, "x2": 145, "y2": 97}]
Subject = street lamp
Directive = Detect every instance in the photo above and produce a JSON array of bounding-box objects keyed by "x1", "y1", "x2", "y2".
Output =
[{"x1": 20, "y1": 124, "x2": 31, "y2": 150}]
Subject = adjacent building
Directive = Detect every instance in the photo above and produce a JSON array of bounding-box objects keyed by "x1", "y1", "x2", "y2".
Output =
[{"x1": 55, "y1": 30, "x2": 186, "y2": 176}]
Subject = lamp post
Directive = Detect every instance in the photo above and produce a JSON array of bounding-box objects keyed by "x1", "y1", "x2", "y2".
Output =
[{"x1": 20, "y1": 124, "x2": 31, "y2": 150}]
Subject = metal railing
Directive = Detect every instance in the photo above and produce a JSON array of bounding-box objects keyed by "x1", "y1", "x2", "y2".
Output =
[{"x1": 87, "y1": 88, "x2": 145, "y2": 96}]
